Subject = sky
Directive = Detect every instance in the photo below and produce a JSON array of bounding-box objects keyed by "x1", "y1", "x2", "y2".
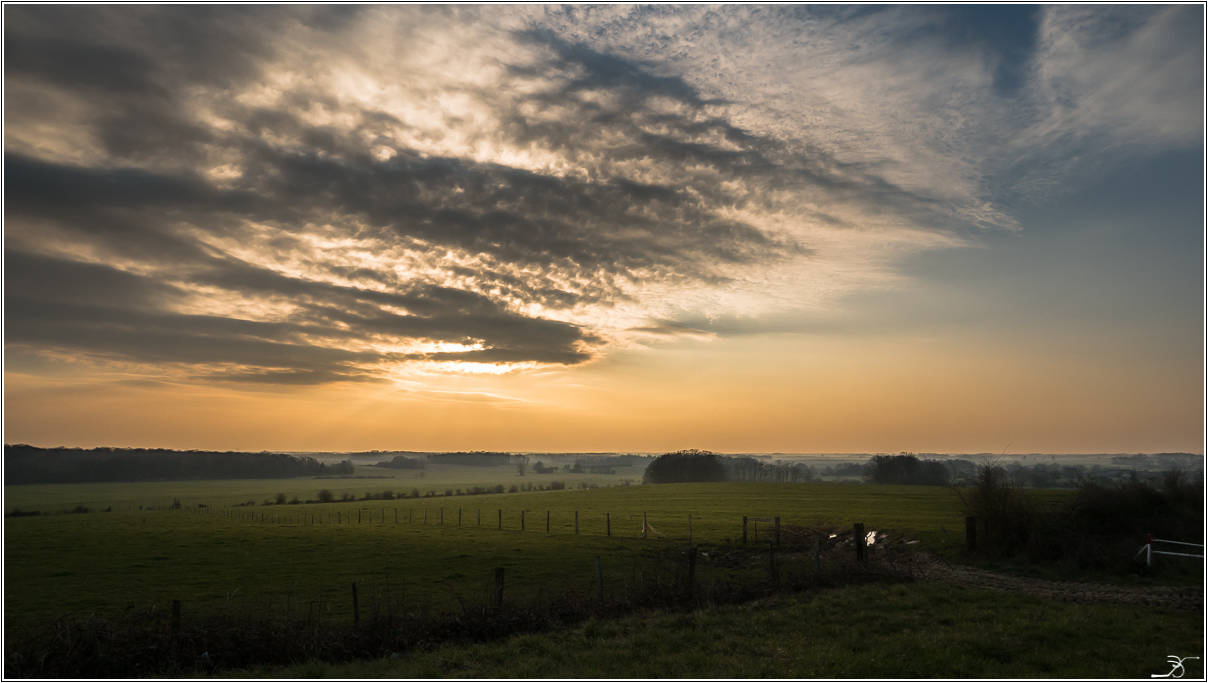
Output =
[{"x1": 3, "y1": 5, "x2": 1204, "y2": 454}]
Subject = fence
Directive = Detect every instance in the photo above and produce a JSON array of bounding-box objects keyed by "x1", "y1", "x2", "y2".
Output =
[{"x1": 1133, "y1": 534, "x2": 1205, "y2": 568}]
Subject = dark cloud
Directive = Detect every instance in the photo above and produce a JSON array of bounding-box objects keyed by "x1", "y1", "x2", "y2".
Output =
[{"x1": 3, "y1": 6, "x2": 961, "y2": 385}]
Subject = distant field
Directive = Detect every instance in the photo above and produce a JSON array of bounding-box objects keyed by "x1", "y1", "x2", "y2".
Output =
[
  {"x1": 3, "y1": 482, "x2": 1018, "y2": 624},
  {"x1": 1, "y1": 462, "x2": 646, "y2": 513}
]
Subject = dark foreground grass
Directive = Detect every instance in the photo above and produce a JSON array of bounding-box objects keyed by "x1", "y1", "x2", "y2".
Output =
[{"x1": 226, "y1": 581, "x2": 1204, "y2": 679}]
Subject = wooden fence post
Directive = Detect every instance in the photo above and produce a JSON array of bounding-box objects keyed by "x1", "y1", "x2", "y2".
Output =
[
  {"x1": 814, "y1": 536, "x2": 820, "y2": 574},
  {"x1": 395, "y1": 508, "x2": 398, "y2": 523},
  {"x1": 498, "y1": 509, "x2": 502, "y2": 530},
  {"x1": 774, "y1": 517, "x2": 781, "y2": 548},
  {"x1": 742, "y1": 516, "x2": 748, "y2": 544},
  {"x1": 358, "y1": 510, "x2": 361, "y2": 523},
  {"x1": 596, "y1": 556, "x2": 604, "y2": 602},
  {"x1": 338, "y1": 512, "x2": 341, "y2": 524},
  {"x1": 171, "y1": 599, "x2": 181, "y2": 633},
  {"x1": 521, "y1": 510, "x2": 525, "y2": 531},
  {"x1": 477, "y1": 508, "x2": 481, "y2": 527},
  {"x1": 546, "y1": 511, "x2": 550, "y2": 533},
  {"x1": 607, "y1": 512, "x2": 611, "y2": 537},
  {"x1": 494, "y1": 568, "x2": 505, "y2": 606},
  {"x1": 687, "y1": 547, "x2": 696, "y2": 596},
  {"x1": 575, "y1": 511, "x2": 579, "y2": 535},
  {"x1": 965, "y1": 516, "x2": 977, "y2": 553},
  {"x1": 854, "y1": 522, "x2": 866, "y2": 563},
  {"x1": 352, "y1": 582, "x2": 360, "y2": 624},
  {"x1": 643, "y1": 512, "x2": 648, "y2": 539},
  {"x1": 424, "y1": 508, "x2": 427, "y2": 524},
  {"x1": 458, "y1": 509, "x2": 462, "y2": 526},
  {"x1": 440, "y1": 508, "x2": 443, "y2": 525},
  {"x1": 689, "y1": 513, "x2": 693, "y2": 544}
]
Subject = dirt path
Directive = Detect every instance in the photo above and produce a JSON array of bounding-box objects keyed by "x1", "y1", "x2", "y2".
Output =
[
  {"x1": 737, "y1": 526, "x2": 1201, "y2": 610},
  {"x1": 895, "y1": 550, "x2": 1203, "y2": 610}
]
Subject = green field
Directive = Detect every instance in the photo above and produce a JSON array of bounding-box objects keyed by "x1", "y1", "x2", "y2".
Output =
[
  {"x1": 4, "y1": 481, "x2": 996, "y2": 623},
  {"x1": 1, "y1": 462, "x2": 646, "y2": 513},
  {"x1": 228, "y1": 582, "x2": 1204, "y2": 679},
  {"x1": 6, "y1": 479, "x2": 1200, "y2": 678}
]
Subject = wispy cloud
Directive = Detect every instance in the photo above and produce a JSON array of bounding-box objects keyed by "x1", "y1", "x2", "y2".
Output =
[{"x1": 5, "y1": 5, "x2": 1200, "y2": 386}]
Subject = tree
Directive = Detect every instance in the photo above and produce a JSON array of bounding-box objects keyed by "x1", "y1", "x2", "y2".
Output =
[
  {"x1": 318, "y1": 489, "x2": 334, "y2": 503},
  {"x1": 862, "y1": 454, "x2": 949, "y2": 486},
  {"x1": 643, "y1": 449, "x2": 728, "y2": 484}
]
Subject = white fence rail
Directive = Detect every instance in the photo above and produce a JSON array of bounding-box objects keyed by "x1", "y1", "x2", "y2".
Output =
[{"x1": 1134, "y1": 534, "x2": 1205, "y2": 568}]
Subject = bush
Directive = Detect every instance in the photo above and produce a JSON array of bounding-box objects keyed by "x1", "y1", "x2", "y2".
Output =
[
  {"x1": 411, "y1": 489, "x2": 420, "y2": 499},
  {"x1": 508, "y1": 485, "x2": 519, "y2": 493},
  {"x1": 956, "y1": 463, "x2": 1039, "y2": 557},
  {"x1": 549, "y1": 481, "x2": 566, "y2": 490},
  {"x1": 643, "y1": 450, "x2": 727, "y2": 484},
  {"x1": 381, "y1": 490, "x2": 394, "y2": 500},
  {"x1": 959, "y1": 463, "x2": 1205, "y2": 571},
  {"x1": 169, "y1": 498, "x2": 182, "y2": 510},
  {"x1": 275, "y1": 493, "x2": 287, "y2": 505},
  {"x1": 318, "y1": 489, "x2": 334, "y2": 503},
  {"x1": 70, "y1": 505, "x2": 90, "y2": 514}
]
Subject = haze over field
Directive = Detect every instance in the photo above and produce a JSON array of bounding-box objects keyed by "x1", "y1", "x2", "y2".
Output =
[{"x1": 4, "y1": 5, "x2": 1203, "y2": 454}]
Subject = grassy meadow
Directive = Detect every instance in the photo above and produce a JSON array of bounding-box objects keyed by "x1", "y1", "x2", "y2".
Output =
[
  {"x1": 3, "y1": 480, "x2": 996, "y2": 624},
  {"x1": 229, "y1": 582, "x2": 1204, "y2": 679},
  {"x1": 1, "y1": 462, "x2": 645, "y2": 513}
]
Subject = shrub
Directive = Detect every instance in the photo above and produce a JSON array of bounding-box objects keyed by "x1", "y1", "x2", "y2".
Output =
[
  {"x1": 275, "y1": 493, "x2": 287, "y2": 505},
  {"x1": 288, "y1": 497, "x2": 301, "y2": 505},
  {"x1": 959, "y1": 463, "x2": 1205, "y2": 571},
  {"x1": 381, "y1": 490, "x2": 394, "y2": 500},
  {"x1": 411, "y1": 489, "x2": 420, "y2": 499},
  {"x1": 169, "y1": 498, "x2": 182, "y2": 510},
  {"x1": 956, "y1": 463, "x2": 1038, "y2": 557},
  {"x1": 341, "y1": 493, "x2": 353, "y2": 502},
  {"x1": 508, "y1": 485, "x2": 519, "y2": 493},
  {"x1": 70, "y1": 505, "x2": 90, "y2": 514},
  {"x1": 318, "y1": 489, "x2": 334, "y2": 503},
  {"x1": 549, "y1": 481, "x2": 566, "y2": 491}
]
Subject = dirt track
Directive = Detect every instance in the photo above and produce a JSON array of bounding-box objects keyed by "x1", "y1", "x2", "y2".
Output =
[
  {"x1": 905, "y1": 552, "x2": 1203, "y2": 610},
  {"x1": 772, "y1": 526, "x2": 1203, "y2": 611}
]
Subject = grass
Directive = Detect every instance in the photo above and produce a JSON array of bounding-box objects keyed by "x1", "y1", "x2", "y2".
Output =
[
  {"x1": 5, "y1": 479, "x2": 1197, "y2": 678},
  {"x1": 220, "y1": 581, "x2": 1204, "y2": 679},
  {"x1": 1, "y1": 462, "x2": 646, "y2": 513},
  {"x1": 4, "y1": 482, "x2": 988, "y2": 624}
]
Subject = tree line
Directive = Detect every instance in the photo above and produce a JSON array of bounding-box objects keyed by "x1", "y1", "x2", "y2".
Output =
[
  {"x1": 641, "y1": 450, "x2": 1194, "y2": 488},
  {"x1": 4, "y1": 444, "x2": 353, "y2": 484}
]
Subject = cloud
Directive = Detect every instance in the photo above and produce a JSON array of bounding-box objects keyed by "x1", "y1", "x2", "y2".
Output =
[{"x1": 5, "y1": 5, "x2": 1201, "y2": 386}]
